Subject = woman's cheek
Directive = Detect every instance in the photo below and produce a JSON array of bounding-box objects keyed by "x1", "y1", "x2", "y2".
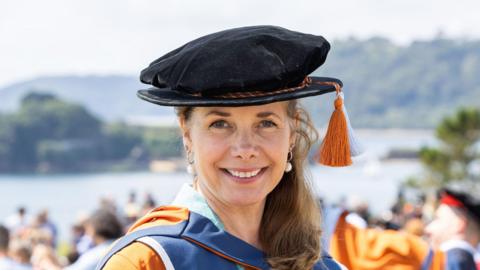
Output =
[
  {"x1": 194, "y1": 128, "x2": 226, "y2": 146},
  {"x1": 196, "y1": 134, "x2": 229, "y2": 159},
  {"x1": 258, "y1": 130, "x2": 290, "y2": 149}
]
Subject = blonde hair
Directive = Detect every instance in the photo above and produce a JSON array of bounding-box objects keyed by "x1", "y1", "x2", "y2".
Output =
[{"x1": 176, "y1": 100, "x2": 322, "y2": 269}]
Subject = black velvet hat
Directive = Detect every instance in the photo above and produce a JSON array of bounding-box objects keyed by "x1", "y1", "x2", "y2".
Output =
[
  {"x1": 137, "y1": 25, "x2": 342, "y2": 107},
  {"x1": 440, "y1": 188, "x2": 480, "y2": 225}
]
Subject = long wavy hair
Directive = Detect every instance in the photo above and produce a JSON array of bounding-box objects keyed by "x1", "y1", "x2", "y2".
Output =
[{"x1": 175, "y1": 100, "x2": 321, "y2": 270}]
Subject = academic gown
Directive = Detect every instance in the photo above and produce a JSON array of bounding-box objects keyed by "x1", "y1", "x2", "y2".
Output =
[{"x1": 96, "y1": 185, "x2": 346, "y2": 270}]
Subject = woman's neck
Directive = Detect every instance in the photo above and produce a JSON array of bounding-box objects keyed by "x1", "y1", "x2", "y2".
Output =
[{"x1": 195, "y1": 182, "x2": 265, "y2": 250}]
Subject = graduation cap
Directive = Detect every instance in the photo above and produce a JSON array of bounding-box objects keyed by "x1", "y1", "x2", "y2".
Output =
[{"x1": 137, "y1": 25, "x2": 362, "y2": 166}]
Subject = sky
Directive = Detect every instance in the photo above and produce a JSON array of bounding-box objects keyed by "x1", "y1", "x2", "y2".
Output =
[{"x1": 1, "y1": 0, "x2": 480, "y2": 88}]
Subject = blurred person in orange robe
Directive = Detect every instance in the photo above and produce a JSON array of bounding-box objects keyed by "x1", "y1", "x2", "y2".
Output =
[
  {"x1": 324, "y1": 188, "x2": 480, "y2": 270},
  {"x1": 425, "y1": 189, "x2": 480, "y2": 270}
]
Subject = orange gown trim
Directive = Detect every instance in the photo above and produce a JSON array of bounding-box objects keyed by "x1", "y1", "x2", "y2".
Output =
[
  {"x1": 102, "y1": 206, "x2": 189, "y2": 270},
  {"x1": 330, "y1": 212, "x2": 445, "y2": 270}
]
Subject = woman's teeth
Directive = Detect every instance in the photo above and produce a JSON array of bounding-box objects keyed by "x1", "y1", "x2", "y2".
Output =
[{"x1": 227, "y1": 169, "x2": 261, "y2": 178}]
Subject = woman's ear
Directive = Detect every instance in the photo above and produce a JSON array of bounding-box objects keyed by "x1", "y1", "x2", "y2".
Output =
[
  {"x1": 179, "y1": 117, "x2": 192, "y2": 151},
  {"x1": 289, "y1": 110, "x2": 300, "y2": 146}
]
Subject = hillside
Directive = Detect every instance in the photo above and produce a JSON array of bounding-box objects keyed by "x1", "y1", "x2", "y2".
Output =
[
  {"x1": 0, "y1": 75, "x2": 171, "y2": 121},
  {"x1": 310, "y1": 37, "x2": 480, "y2": 128},
  {"x1": 1, "y1": 37, "x2": 479, "y2": 128}
]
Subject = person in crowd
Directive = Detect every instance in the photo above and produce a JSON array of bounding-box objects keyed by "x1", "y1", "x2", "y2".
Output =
[
  {"x1": 31, "y1": 210, "x2": 57, "y2": 247},
  {"x1": 49, "y1": 209, "x2": 124, "y2": 270},
  {"x1": 33, "y1": 209, "x2": 123, "y2": 270},
  {"x1": 8, "y1": 239, "x2": 33, "y2": 270},
  {"x1": 345, "y1": 197, "x2": 370, "y2": 229},
  {"x1": 124, "y1": 191, "x2": 141, "y2": 226},
  {"x1": 26, "y1": 226, "x2": 54, "y2": 249},
  {"x1": 97, "y1": 25, "x2": 355, "y2": 269},
  {"x1": 5, "y1": 207, "x2": 29, "y2": 237},
  {"x1": 425, "y1": 188, "x2": 480, "y2": 269},
  {"x1": 67, "y1": 223, "x2": 85, "y2": 263},
  {"x1": 140, "y1": 192, "x2": 156, "y2": 215},
  {"x1": 322, "y1": 187, "x2": 480, "y2": 269},
  {"x1": 72, "y1": 215, "x2": 95, "y2": 256},
  {"x1": 99, "y1": 197, "x2": 117, "y2": 214},
  {"x1": 0, "y1": 225, "x2": 16, "y2": 269},
  {"x1": 31, "y1": 244, "x2": 63, "y2": 270}
]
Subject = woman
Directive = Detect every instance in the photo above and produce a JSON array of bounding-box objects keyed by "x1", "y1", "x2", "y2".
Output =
[{"x1": 97, "y1": 25, "x2": 350, "y2": 270}]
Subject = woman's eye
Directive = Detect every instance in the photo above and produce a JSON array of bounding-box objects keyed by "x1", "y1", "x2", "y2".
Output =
[
  {"x1": 209, "y1": 120, "x2": 230, "y2": 129},
  {"x1": 259, "y1": 120, "x2": 277, "y2": 128}
]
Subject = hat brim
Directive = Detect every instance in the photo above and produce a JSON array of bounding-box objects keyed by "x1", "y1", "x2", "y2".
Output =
[{"x1": 137, "y1": 76, "x2": 342, "y2": 107}]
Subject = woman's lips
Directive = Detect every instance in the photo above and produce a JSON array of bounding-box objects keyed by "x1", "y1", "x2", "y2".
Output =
[
  {"x1": 222, "y1": 167, "x2": 267, "y2": 183},
  {"x1": 226, "y1": 168, "x2": 262, "y2": 178}
]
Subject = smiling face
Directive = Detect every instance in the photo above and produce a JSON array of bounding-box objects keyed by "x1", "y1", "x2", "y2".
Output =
[{"x1": 180, "y1": 101, "x2": 295, "y2": 208}]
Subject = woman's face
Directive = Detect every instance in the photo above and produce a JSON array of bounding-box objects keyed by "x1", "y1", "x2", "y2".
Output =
[{"x1": 181, "y1": 101, "x2": 295, "y2": 208}]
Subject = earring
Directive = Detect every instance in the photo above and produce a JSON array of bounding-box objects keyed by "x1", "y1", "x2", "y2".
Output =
[
  {"x1": 186, "y1": 151, "x2": 195, "y2": 175},
  {"x1": 285, "y1": 147, "x2": 293, "y2": 173}
]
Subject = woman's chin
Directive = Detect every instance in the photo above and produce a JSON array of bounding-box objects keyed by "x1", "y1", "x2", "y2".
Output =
[{"x1": 221, "y1": 189, "x2": 268, "y2": 207}]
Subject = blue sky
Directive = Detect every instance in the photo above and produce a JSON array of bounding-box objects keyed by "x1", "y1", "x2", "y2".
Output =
[{"x1": 1, "y1": 0, "x2": 479, "y2": 87}]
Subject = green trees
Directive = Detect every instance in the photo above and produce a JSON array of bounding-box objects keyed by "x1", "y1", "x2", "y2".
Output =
[
  {"x1": 142, "y1": 127, "x2": 183, "y2": 160},
  {"x1": 0, "y1": 92, "x2": 103, "y2": 171},
  {"x1": 409, "y1": 108, "x2": 480, "y2": 189},
  {"x1": 0, "y1": 115, "x2": 16, "y2": 171},
  {"x1": 0, "y1": 92, "x2": 183, "y2": 173}
]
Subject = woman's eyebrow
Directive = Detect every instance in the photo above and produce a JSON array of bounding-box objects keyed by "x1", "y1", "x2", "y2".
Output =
[
  {"x1": 257, "y1": 111, "x2": 281, "y2": 119},
  {"x1": 205, "y1": 110, "x2": 230, "y2": 117}
]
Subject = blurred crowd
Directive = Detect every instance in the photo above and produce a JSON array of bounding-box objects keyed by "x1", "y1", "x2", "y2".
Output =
[
  {"x1": 1, "y1": 187, "x2": 479, "y2": 270},
  {"x1": 337, "y1": 187, "x2": 432, "y2": 235},
  {"x1": 0, "y1": 192, "x2": 157, "y2": 270}
]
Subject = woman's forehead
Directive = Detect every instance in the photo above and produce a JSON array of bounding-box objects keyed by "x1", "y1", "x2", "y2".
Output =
[{"x1": 195, "y1": 101, "x2": 289, "y2": 117}]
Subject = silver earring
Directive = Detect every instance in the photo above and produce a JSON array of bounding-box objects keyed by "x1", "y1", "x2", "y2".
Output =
[
  {"x1": 285, "y1": 148, "x2": 293, "y2": 173},
  {"x1": 186, "y1": 151, "x2": 195, "y2": 175}
]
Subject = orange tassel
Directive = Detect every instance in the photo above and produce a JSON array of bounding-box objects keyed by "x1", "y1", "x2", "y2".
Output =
[{"x1": 318, "y1": 94, "x2": 352, "y2": 167}]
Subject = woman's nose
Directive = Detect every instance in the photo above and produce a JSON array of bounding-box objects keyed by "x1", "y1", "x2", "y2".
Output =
[{"x1": 231, "y1": 130, "x2": 259, "y2": 160}]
